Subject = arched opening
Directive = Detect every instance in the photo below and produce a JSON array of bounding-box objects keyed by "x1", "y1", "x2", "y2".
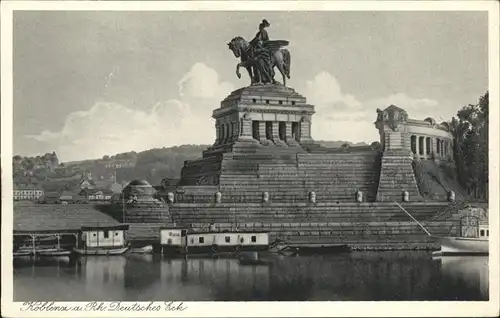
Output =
[
  {"x1": 418, "y1": 136, "x2": 424, "y2": 155},
  {"x1": 436, "y1": 138, "x2": 441, "y2": 155},
  {"x1": 252, "y1": 121, "x2": 259, "y2": 139},
  {"x1": 410, "y1": 135, "x2": 417, "y2": 154},
  {"x1": 426, "y1": 137, "x2": 431, "y2": 156},
  {"x1": 279, "y1": 122, "x2": 286, "y2": 140}
]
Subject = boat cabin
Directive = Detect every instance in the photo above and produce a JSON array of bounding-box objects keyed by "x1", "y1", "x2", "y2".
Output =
[
  {"x1": 80, "y1": 224, "x2": 129, "y2": 249},
  {"x1": 479, "y1": 221, "x2": 489, "y2": 239},
  {"x1": 159, "y1": 227, "x2": 269, "y2": 254},
  {"x1": 160, "y1": 228, "x2": 188, "y2": 247}
]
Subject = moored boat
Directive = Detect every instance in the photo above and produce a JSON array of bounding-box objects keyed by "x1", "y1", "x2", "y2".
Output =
[
  {"x1": 433, "y1": 236, "x2": 489, "y2": 256},
  {"x1": 73, "y1": 246, "x2": 129, "y2": 256},
  {"x1": 128, "y1": 245, "x2": 153, "y2": 254},
  {"x1": 73, "y1": 224, "x2": 130, "y2": 256},
  {"x1": 160, "y1": 227, "x2": 270, "y2": 256},
  {"x1": 36, "y1": 248, "x2": 73, "y2": 257},
  {"x1": 433, "y1": 218, "x2": 489, "y2": 256}
]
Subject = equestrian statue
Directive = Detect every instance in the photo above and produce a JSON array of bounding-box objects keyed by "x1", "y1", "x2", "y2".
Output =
[{"x1": 227, "y1": 19, "x2": 291, "y2": 86}]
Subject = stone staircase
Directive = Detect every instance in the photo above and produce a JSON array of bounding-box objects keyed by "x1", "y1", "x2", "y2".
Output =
[{"x1": 212, "y1": 150, "x2": 382, "y2": 203}]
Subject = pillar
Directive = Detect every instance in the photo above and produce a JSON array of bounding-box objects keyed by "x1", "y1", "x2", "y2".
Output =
[
  {"x1": 229, "y1": 121, "x2": 238, "y2": 142},
  {"x1": 423, "y1": 136, "x2": 427, "y2": 158},
  {"x1": 285, "y1": 122, "x2": 293, "y2": 140},
  {"x1": 239, "y1": 118, "x2": 253, "y2": 140},
  {"x1": 432, "y1": 137, "x2": 438, "y2": 159},
  {"x1": 271, "y1": 121, "x2": 280, "y2": 141},
  {"x1": 258, "y1": 121, "x2": 267, "y2": 142},
  {"x1": 300, "y1": 118, "x2": 311, "y2": 141},
  {"x1": 214, "y1": 122, "x2": 221, "y2": 145}
]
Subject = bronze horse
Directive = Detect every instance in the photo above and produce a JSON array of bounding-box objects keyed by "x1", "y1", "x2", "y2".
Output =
[{"x1": 227, "y1": 36, "x2": 291, "y2": 86}]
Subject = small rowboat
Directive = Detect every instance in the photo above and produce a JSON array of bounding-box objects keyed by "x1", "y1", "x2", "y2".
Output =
[
  {"x1": 129, "y1": 245, "x2": 153, "y2": 254},
  {"x1": 73, "y1": 246, "x2": 129, "y2": 256},
  {"x1": 37, "y1": 249, "x2": 73, "y2": 257}
]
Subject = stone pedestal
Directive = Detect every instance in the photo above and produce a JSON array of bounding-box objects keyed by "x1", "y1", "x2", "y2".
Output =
[{"x1": 376, "y1": 150, "x2": 422, "y2": 202}]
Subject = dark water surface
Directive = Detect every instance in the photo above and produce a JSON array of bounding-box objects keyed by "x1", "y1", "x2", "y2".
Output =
[{"x1": 14, "y1": 251, "x2": 488, "y2": 301}]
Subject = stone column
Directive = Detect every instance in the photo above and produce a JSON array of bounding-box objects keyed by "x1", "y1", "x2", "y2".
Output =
[
  {"x1": 432, "y1": 137, "x2": 438, "y2": 160},
  {"x1": 285, "y1": 122, "x2": 293, "y2": 140},
  {"x1": 416, "y1": 136, "x2": 422, "y2": 159},
  {"x1": 239, "y1": 117, "x2": 253, "y2": 140},
  {"x1": 224, "y1": 123, "x2": 231, "y2": 144},
  {"x1": 214, "y1": 122, "x2": 221, "y2": 145},
  {"x1": 271, "y1": 121, "x2": 280, "y2": 141},
  {"x1": 299, "y1": 116, "x2": 313, "y2": 143},
  {"x1": 258, "y1": 121, "x2": 267, "y2": 142},
  {"x1": 232, "y1": 121, "x2": 239, "y2": 142},
  {"x1": 228, "y1": 122, "x2": 234, "y2": 142},
  {"x1": 423, "y1": 136, "x2": 427, "y2": 159},
  {"x1": 219, "y1": 123, "x2": 225, "y2": 144}
]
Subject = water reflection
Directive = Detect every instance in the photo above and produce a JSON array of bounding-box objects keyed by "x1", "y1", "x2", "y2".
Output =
[
  {"x1": 434, "y1": 256, "x2": 489, "y2": 300},
  {"x1": 13, "y1": 252, "x2": 488, "y2": 301}
]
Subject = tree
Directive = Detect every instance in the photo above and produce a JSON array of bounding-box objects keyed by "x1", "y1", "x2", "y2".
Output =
[
  {"x1": 370, "y1": 141, "x2": 381, "y2": 150},
  {"x1": 450, "y1": 91, "x2": 488, "y2": 200}
]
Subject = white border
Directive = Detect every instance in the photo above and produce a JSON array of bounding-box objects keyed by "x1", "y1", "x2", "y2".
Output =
[{"x1": 1, "y1": 1, "x2": 499, "y2": 317}]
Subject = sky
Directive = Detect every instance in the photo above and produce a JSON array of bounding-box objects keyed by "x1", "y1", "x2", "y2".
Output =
[{"x1": 13, "y1": 11, "x2": 488, "y2": 162}]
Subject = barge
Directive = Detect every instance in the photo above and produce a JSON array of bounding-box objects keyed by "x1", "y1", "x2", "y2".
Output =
[{"x1": 159, "y1": 227, "x2": 269, "y2": 256}]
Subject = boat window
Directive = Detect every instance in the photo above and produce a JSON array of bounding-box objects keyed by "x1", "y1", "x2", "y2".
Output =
[
  {"x1": 199, "y1": 237, "x2": 204, "y2": 244},
  {"x1": 225, "y1": 236, "x2": 231, "y2": 243},
  {"x1": 104, "y1": 231, "x2": 110, "y2": 239},
  {"x1": 93, "y1": 233, "x2": 97, "y2": 237},
  {"x1": 168, "y1": 239, "x2": 172, "y2": 245},
  {"x1": 240, "y1": 237, "x2": 244, "y2": 243},
  {"x1": 480, "y1": 229, "x2": 485, "y2": 237},
  {"x1": 181, "y1": 230, "x2": 187, "y2": 237},
  {"x1": 115, "y1": 232, "x2": 119, "y2": 236},
  {"x1": 487, "y1": 230, "x2": 489, "y2": 237},
  {"x1": 251, "y1": 235, "x2": 257, "y2": 243}
]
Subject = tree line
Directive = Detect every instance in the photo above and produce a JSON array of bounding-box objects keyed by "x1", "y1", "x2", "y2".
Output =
[{"x1": 450, "y1": 91, "x2": 488, "y2": 200}]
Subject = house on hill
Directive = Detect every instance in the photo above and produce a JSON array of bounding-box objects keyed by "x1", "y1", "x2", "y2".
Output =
[
  {"x1": 13, "y1": 181, "x2": 44, "y2": 201},
  {"x1": 79, "y1": 172, "x2": 96, "y2": 189},
  {"x1": 78, "y1": 188, "x2": 113, "y2": 202}
]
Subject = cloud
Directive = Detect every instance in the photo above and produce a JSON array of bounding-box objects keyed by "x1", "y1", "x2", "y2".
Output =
[
  {"x1": 26, "y1": 63, "x2": 234, "y2": 162},
  {"x1": 304, "y1": 71, "x2": 444, "y2": 143},
  {"x1": 178, "y1": 63, "x2": 234, "y2": 101}
]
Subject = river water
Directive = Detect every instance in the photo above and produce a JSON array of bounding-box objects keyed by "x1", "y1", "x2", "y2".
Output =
[{"x1": 13, "y1": 251, "x2": 488, "y2": 301}]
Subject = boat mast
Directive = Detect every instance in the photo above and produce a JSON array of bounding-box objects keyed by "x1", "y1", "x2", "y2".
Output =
[{"x1": 394, "y1": 202, "x2": 432, "y2": 237}]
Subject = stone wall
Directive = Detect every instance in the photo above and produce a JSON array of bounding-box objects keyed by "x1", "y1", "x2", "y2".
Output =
[
  {"x1": 167, "y1": 202, "x2": 454, "y2": 247},
  {"x1": 178, "y1": 146, "x2": 382, "y2": 203}
]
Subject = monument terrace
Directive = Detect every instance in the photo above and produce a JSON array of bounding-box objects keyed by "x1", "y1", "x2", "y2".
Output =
[{"x1": 121, "y1": 22, "x2": 467, "y2": 249}]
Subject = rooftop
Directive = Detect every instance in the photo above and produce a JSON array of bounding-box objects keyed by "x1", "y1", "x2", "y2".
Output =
[
  {"x1": 14, "y1": 204, "x2": 121, "y2": 233},
  {"x1": 127, "y1": 180, "x2": 152, "y2": 186}
]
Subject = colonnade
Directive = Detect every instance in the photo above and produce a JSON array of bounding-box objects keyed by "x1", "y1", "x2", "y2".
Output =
[
  {"x1": 214, "y1": 120, "x2": 302, "y2": 145},
  {"x1": 409, "y1": 135, "x2": 452, "y2": 160}
]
